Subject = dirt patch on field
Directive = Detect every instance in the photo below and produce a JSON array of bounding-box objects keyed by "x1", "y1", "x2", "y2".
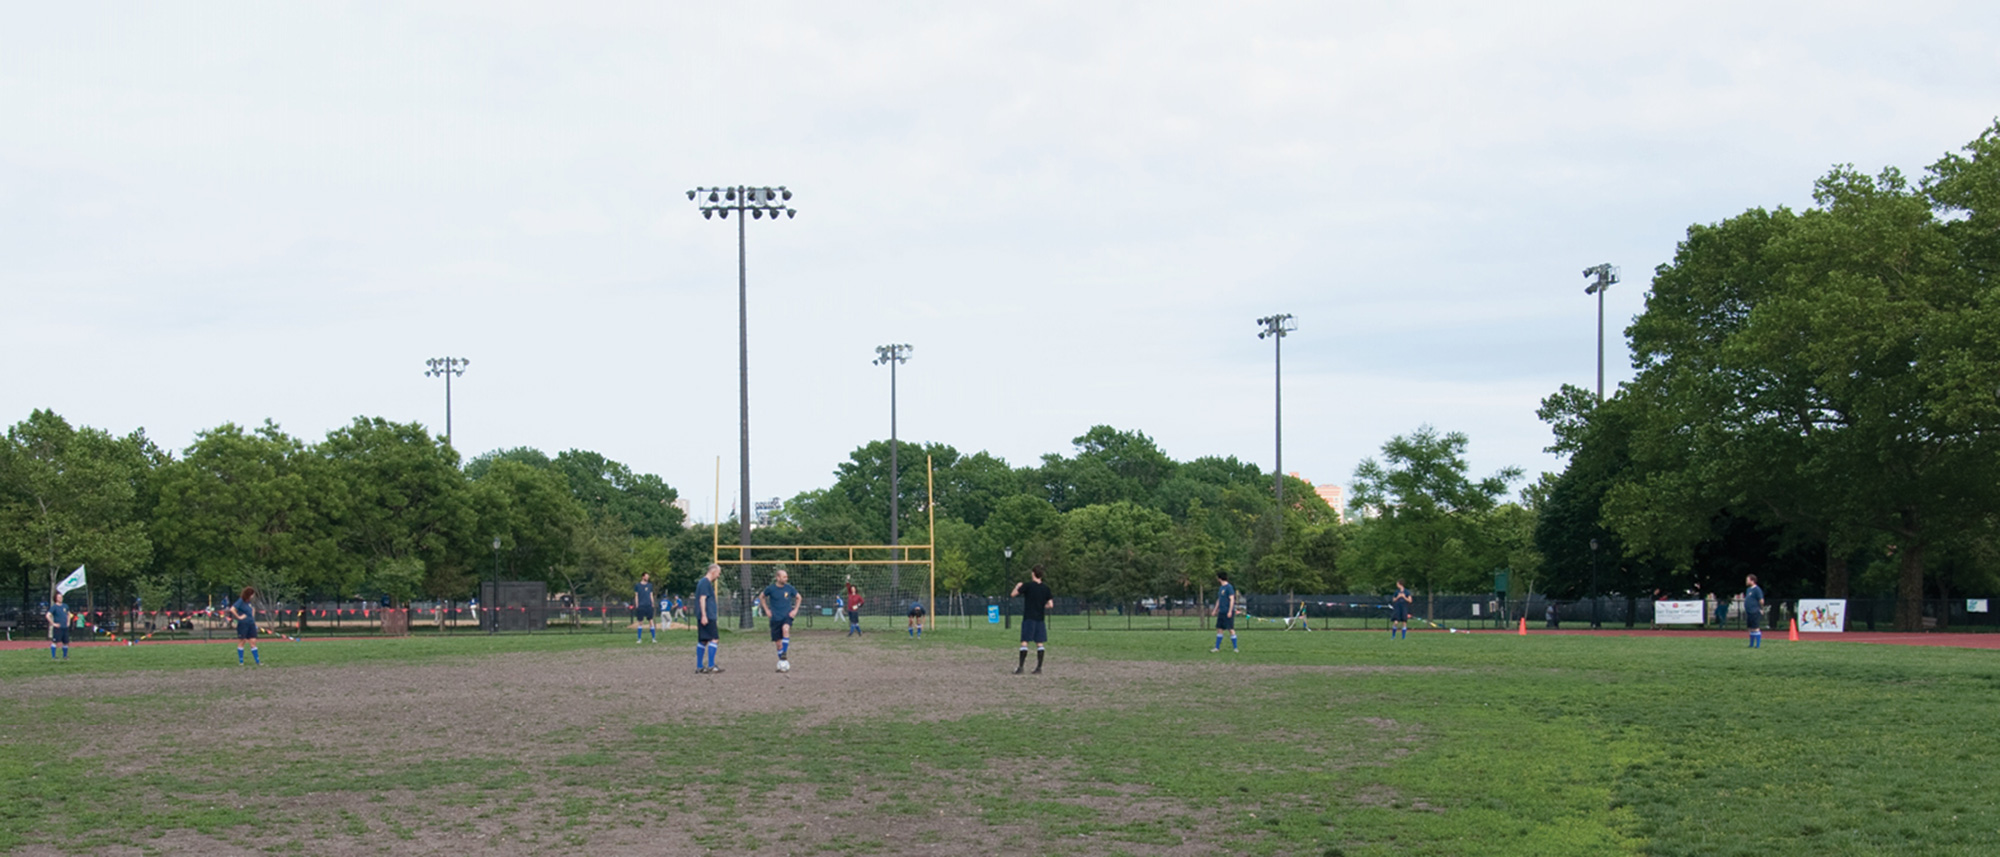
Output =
[{"x1": 6, "y1": 633, "x2": 1427, "y2": 856}]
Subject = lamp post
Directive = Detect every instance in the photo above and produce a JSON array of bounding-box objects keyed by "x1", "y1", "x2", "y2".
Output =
[
  {"x1": 423, "y1": 357, "x2": 469, "y2": 447},
  {"x1": 1256, "y1": 314, "x2": 1297, "y2": 543},
  {"x1": 1589, "y1": 538, "x2": 1602, "y2": 630},
  {"x1": 874, "y1": 343, "x2": 912, "y2": 593},
  {"x1": 1003, "y1": 546, "x2": 1014, "y2": 630},
  {"x1": 689, "y1": 185, "x2": 795, "y2": 628},
  {"x1": 1582, "y1": 264, "x2": 1619, "y2": 401},
  {"x1": 489, "y1": 536, "x2": 501, "y2": 635}
]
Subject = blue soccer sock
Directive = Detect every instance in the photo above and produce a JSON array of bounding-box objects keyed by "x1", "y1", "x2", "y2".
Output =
[
  {"x1": 237, "y1": 647, "x2": 245, "y2": 664},
  {"x1": 50, "y1": 644, "x2": 57, "y2": 659},
  {"x1": 251, "y1": 647, "x2": 260, "y2": 665},
  {"x1": 61, "y1": 645, "x2": 68, "y2": 659},
  {"x1": 1231, "y1": 634, "x2": 1238, "y2": 651},
  {"x1": 649, "y1": 626, "x2": 657, "y2": 642},
  {"x1": 1214, "y1": 633, "x2": 1223, "y2": 650},
  {"x1": 638, "y1": 627, "x2": 645, "y2": 643},
  {"x1": 695, "y1": 643, "x2": 706, "y2": 669},
  {"x1": 778, "y1": 639, "x2": 789, "y2": 658},
  {"x1": 707, "y1": 641, "x2": 719, "y2": 668}
]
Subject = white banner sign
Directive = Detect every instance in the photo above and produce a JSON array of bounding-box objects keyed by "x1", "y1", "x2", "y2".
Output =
[
  {"x1": 55, "y1": 565, "x2": 87, "y2": 595},
  {"x1": 1797, "y1": 599, "x2": 1847, "y2": 632},
  {"x1": 1969, "y1": 599, "x2": 1990, "y2": 614},
  {"x1": 1654, "y1": 600, "x2": 1705, "y2": 624}
]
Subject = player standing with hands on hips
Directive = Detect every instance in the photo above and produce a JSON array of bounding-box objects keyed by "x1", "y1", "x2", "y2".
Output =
[
  {"x1": 694, "y1": 564, "x2": 724, "y2": 674},
  {"x1": 1211, "y1": 571, "x2": 1238, "y2": 653},
  {"x1": 1744, "y1": 574, "x2": 1766, "y2": 649},
  {"x1": 1012, "y1": 565, "x2": 1054, "y2": 674},
  {"x1": 224, "y1": 587, "x2": 260, "y2": 666},
  {"x1": 761, "y1": 569, "x2": 801, "y2": 671}
]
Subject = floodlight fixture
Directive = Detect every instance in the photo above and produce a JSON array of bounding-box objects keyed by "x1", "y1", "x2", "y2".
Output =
[
  {"x1": 875, "y1": 343, "x2": 914, "y2": 591},
  {"x1": 1254, "y1": 314, "x2": 1297, "y2": 541},
  {"x1": 687, "y1": 184, "x2": 797, "y2": 626},
  {"x1": 423, "y1": 357, "x2": 470, "y2": 447},
  {"x1": 1581, "y1": 263, "x2": 1618, "y2": 400}
]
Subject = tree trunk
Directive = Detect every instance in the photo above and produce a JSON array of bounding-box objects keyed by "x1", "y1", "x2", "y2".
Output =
[
  {"x1": 1893, "y1": 539, "x2": 1925, "y2": 632},
  {"x1": 1824, "y1": 553, "x2": 1849, "y2": 599}
]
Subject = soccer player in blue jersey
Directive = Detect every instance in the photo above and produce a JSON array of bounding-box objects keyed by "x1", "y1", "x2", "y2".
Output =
[
  {"x1": 1012, "y1": 565, "x2": 1054, "y2": 674},
  {"x1": 907, "y1": 600, "x2": 926, "y2": 638},
  {"x1": 223, "y1": 587, "x2": 260, "y2": 665},
  {"x1": 1391, "y1": 581, "x2": 1413, "y2": 639},
  {"x1": 634, "y1": 572, "x2": 658, "y2": 644},
  {"x1": 694, "y1": 563, "x2": 723, "y2": 674},
  {"x1": 760, "y1": 569, "x2": 801, "y2": 671},
  {"x1": 46, "y1": 592, "x2": 71, "y2": 661},
  {"x1": 1211, "y1": 571, "x2": 1237, "y2": 653},
  {"x1": 1744, "y1": 574, "x2": 1766, "y2": 648}
]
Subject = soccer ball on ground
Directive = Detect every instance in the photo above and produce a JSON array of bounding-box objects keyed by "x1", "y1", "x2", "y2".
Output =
[{"x1": 777, "y1": 659, "x2": 791, "y2": 673}]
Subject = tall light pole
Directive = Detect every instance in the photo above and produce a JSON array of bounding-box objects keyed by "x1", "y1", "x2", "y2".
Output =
[
  {"x1": 423, "y1": 357, "x2": 469, "y2": 447},
  {"x1": 874, "y1": 343, "x2": 912, "y2": 593},
  {"x1": 1589, "y1": 537, "x2": 1602, "y2": 630},
  {"x1": 1582, "y1": 264, "x2": 1619, "y2": 401},
  {"x1": 689, "y1": 185, "x2": 795, "y2": 627},
  {"x1": 489, "y1": 536, "x2": 501, "y2": 635},
  {"x1": 1256, "y1": 314, "x2": 1297, "y2": 543}
]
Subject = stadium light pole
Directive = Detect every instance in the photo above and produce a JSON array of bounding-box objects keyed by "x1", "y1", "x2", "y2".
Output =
[
  {"x1": 1582, "y1": 264, "x2": 1619, "y2": 401},
  {"x1": 874, "y1": 344, "x2": 912, "y2": 593},
  {"x1": 423, "y1": 357, "x2": 469, "y2": 447},
  {"x1": 1257, "y1": 314, "x2": 1297, "y2": 543},
  {"x1": 1003, "y1": 546, "x2": 1014, "y2": 629},
  {"x1": 689, "y1": 185, "x2": 795, "y2": 628}
]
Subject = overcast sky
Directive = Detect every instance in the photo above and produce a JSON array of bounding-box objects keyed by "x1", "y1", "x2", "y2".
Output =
[{"x1": 5, "y1": 3, "x2": 1997, "y2": 521}]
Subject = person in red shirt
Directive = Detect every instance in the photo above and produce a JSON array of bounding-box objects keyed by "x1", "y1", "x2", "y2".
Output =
[{"x1": 844, "y1": 582, "x2": 865, "y2": 636}]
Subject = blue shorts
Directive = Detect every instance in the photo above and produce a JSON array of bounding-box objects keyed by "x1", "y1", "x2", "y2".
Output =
[
  {"x1": 1746, "y1": 614, "x2": 1762, "y2": 630},
  {"x1": 697, "y1": 621, "x2": 719, "y2": 643},
  {"x1": 1020, "y1": 619, "x2": 1048, "y2": 644},
  {"x1": 51, "y1": 626, "x2": 69, "y2": 645},
  {"x1": 237, "y1": 620, "x2": 258, "y2": 641},
  {"x1": 1392, "y1": 609, "x2": 1410, "y2": 623},
  {"x1": 1215, "y1": 615, "x2": 1235, "y2": 631},
  {"x1": 634, "y1": 606, "x2": 656, "y2": 621},
  {"x1": 769, "y1": 618, "x2": 792, "y2": 641}
]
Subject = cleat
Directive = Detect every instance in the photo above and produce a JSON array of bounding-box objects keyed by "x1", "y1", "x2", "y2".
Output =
[
  {"x1": 709, "y1": 666, "x2": 724, "y2": 674},
  {"x1": 1031, "y1": 667, "x2": 1042, "y2": 674},
  {"x1": 1210, "y1": 648, "x2": 1219, "y2": 653},
  {"x1": 1013, "y1": 666, "x2": 1023, "y2": 674}
]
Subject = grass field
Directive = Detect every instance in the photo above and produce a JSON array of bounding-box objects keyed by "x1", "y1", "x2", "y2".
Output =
[{"x1": 3, "y1": 625, "x2": 1995, "y2": 856}]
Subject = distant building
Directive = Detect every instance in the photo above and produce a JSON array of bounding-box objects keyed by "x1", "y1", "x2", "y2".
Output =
[
  {"x1": 671, "y1": 498, "x2": 691, "y2": 518},
  {"x1": 1290, "y1": 472, "x2": 1347, "y2": 519}
]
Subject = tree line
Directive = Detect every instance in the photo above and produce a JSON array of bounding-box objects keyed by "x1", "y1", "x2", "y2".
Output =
[{"x1": 1532, "y1": 122, "x2": 2000, "y2": 630}]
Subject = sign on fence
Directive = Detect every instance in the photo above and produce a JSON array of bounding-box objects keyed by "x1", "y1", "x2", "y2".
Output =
[
  {"x1": 987, "y1": 605, "x2": 1001, "y2": 624},
  {"x1": 1970, "y1": 599, "x2": 1990, "y2": 614},
  {"x1": 1654, "y1": 600, "x2": 1705, "y2": 625},
  {"x1": 1797, "y1": 599, "x2": 1846, "y2": 632}
]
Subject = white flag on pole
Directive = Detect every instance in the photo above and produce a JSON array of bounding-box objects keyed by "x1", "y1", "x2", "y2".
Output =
[{"x1": 56, "y1": 565, "x2": 87, "y2": 595}]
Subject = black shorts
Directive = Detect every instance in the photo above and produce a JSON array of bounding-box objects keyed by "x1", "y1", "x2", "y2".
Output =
[
  {"x1": 697, "y1": 621, "x2": 719, "y2": 642},
  {"x1": 1215, "y1": 615, "x2": 1235, "y2": 631},
  {"x1": 846, "y1": 608, "x2": 862, "y2": 623},
  {"x1": 1746, "y1": 614, "x2": 1762, "y2": 630},
  {"x1": 908, "y1": 610, "x2": 925, "y2": 619},
  {"x1": 769, "y1": 618, "x2": 792, "y2": 641},
  {"x1": 51, "y1": 626, "x2": 69, "y2": 645},
  {"x1": 634, "y1": 606, "x2": 655, "y2": 621},
  {"x1": 237, "y1": 621, "x2": 258, "y2": 641},
  {"x1": 1392, "y1": 609, "x2": 1410, "y2": 623},
  {"x1": 1020, "y1": 619, "x2": 1048, "y2": 644}
]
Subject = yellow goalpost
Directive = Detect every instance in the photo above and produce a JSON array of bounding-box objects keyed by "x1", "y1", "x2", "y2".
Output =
[{"x1": 711, "y1": 455, "x2": 938, "y2": 630}]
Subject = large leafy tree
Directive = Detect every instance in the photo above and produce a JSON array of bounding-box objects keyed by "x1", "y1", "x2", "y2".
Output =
[
  {"x1": 313, "y1": 417, "x2": 474, "y2": 603},
  {"x1": 1349, "y1": 425, "x2": 1521, "y2": 618},
  {"x1": 1057, "y1": 500, "x2": 1177, "y2": 602},
  {"x1": 1590, "y1": 123, "x2": 2000, "y2": 629},
  {"x1": 0, "y1": 410, "x2": 156, "y2": 605},
  {"x1": 151, "y1": 421, "x2": 333, "y2": 601}
]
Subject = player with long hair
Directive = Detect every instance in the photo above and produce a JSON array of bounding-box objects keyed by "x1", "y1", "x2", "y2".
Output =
[
  {"x1": 223, "y1": 587, "x2": 260, "y2": 666},
  {"x1": 844, "y1": 582, "x2": 864, "y2": 636}
]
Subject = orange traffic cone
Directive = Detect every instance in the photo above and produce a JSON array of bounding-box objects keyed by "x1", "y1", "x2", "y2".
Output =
[
  {"x1": 1788, "y1": 617, "x2": 1800, "y2": 642},
  {"x1": 1518, "y1": 616, "x2": 1527, "y2": 636}
]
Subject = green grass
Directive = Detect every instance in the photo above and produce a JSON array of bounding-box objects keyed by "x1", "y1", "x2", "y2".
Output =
[{"x1": 5, "y1": 626, "x2": 1997, "y2": 854}]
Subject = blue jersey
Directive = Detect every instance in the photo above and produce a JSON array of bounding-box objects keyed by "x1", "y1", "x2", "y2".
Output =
[
  {"x1": 233, "y1": 599, "x2": 256, "y2": 623},
  {"x1": 763, "y1": 583, "x2": 800, "y2": 619},
  {"x1": 1217, "y1": 583, "x2": 1235, "y2": 615},
  {"x1": 1744, "y1": 585, "x2": 1764, "y2": 617},
  {"x1": 634, "y1": 582, "x2": 654, "y2": 608},
  {"x1": 694, "y1": 578, "x2": 717, "y2": 622},
  {"x1": 48, "y1": 603, "x2": 68, "y2": 626}
]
